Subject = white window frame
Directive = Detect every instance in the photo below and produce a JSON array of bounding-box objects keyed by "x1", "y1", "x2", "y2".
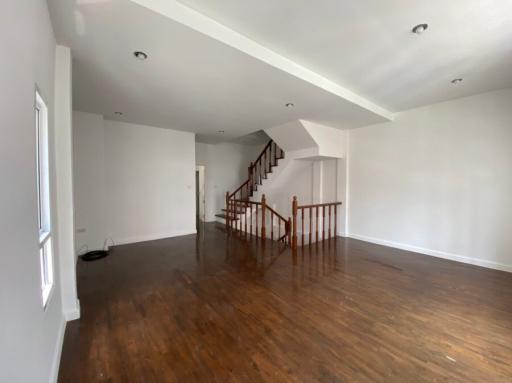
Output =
[{"x1": 36, "y1": 90, "x2": 54, "y2": 309}]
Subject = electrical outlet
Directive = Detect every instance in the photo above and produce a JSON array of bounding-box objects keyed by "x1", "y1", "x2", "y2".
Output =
[{"x1": 77, "y1": 228, "x2": 86, "y2": 233}]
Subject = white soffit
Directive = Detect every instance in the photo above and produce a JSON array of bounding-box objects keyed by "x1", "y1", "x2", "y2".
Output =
[{"x1": 130, "y1": 0, "x2": 394, "y2": 121}]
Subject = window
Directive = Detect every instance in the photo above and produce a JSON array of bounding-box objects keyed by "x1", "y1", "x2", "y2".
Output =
[{"x1": 36, "y1": 90, "x2": 53, "y2": 308}]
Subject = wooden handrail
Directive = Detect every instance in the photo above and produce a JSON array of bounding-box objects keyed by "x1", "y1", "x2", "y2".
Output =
[
  {"x1": 291, "y1": 196, "x2": 342, "y2": 250},
  {"x1": 252, "y1": 140, "x2": 273, "y2": 165},
  {"x1": 229, "y1": 179, "x2": 250, "y2": 199},
  {"x1": 266, "y1": 205, "x2": 287, "y2": 223},
  {"x1": 297, "y1": 202, "x2": 342, "y2": 209}
]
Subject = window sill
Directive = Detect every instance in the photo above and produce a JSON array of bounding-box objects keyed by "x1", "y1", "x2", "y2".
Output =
[
  {"x1": 42, "y1": 284, "x2": 54, "y2": 310},
  {"x1": 39, "y1": 230, "x2": 50, "y2": 245}
]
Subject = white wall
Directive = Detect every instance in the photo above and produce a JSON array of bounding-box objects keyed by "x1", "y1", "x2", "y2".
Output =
[
  {"x1": 0, "y1": 1, "x2": 70, "y2": 382},
  {"x1": 105, "y1": 120, "x2": 196, "y2": 243},
  {"x1": 73, "y1": 114, "x2": 197, "y2": 248},
  {"x1": 73, "y1": 112, "x2": 106, "y2": 252},
  {"x1": 265, "y1": 119, "x2": 346, "y2": 160},
  {"x1": 348, "y1": 88, "x2": 512, "y2": 271},
  {"x1": 195, "y1": 142, "x2": 263, "y2": 221}
]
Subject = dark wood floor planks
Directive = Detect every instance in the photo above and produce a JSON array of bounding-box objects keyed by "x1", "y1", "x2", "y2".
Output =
[{"x1": 58, "y1": 223, "x2": 512, "y2": 382}]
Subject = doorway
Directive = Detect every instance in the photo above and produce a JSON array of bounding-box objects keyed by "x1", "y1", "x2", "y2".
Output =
[{"x1": 195, "y1": 166, "x2": 206, "y2": 229}]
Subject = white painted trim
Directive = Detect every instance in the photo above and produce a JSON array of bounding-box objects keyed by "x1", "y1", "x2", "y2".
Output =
[
  {"x1": 114, "y1": 229, "x2": 197, "y2": 246},
  {"x1": 344, "y1": 132, "x2": 350, "y2": 236},
  {"x1": 49, "y1": 316, "x2": 66, "y2": 383},
  {"x1": 63, "y1": 299, "x2": 81, "y2": 321},
  {"x1": 130, "y1": 0, "x2": 393, "y2": 121},
  {"x1": 348, "y1": 233, "x2": 512, "y2": 273}
]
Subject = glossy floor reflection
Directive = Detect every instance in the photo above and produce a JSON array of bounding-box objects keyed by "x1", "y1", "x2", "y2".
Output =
[{"x1": 59, "y1": 223, "x2": 512, "y2": 382}]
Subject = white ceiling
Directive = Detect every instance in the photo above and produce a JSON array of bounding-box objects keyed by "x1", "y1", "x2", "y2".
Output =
[
  {"x1": 48, "y1": 0, "x2": 512, "y2": 142},
  {"x1": 178, "y1": 0, "x2": 512, "y2": 111},
  {"x1": 47, "y1": 0, "x2": 389, "y2": 143},
  {"x1": 229, "y1": 130, "x2": 269, "y2": 146}
]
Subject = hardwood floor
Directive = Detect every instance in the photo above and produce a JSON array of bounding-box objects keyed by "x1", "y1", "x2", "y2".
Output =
[{"x1": 59, "y1": 223, "x2": 512, "y2": 382}]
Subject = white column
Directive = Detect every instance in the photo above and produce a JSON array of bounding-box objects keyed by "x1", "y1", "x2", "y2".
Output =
[
  {"x1": 54, "y1": 45, "x2": 80, "y2": 321},
  {"x1": 336, "y1": 158, "x2": 347, "y2": 236},
  {"x1": 311, "y1": 160, "x2": 323, "y2": 204}
]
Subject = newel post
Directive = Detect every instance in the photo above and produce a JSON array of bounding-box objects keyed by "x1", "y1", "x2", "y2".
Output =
[
  {"x1": 261, "y1": 194, "x2": 266, "y2": 240},
  {"x1": 225, "y1": 192, "x2": 230, "y2": 233},
  {"x1": 292, "y1": 196, "x2": 298, "y2": 250}
]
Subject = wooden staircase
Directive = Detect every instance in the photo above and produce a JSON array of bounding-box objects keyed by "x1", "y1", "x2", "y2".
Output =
[
  {"x1": 218, "y1": 139, "x2": 343, "y2": 249},
  {"x1": 216, "y1": 140, "x2": 290, "y2": 243}
]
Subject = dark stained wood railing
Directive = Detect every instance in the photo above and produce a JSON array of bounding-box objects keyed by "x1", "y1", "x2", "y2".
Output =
[
  {"x1": 226, "y1": 194, "x2": 291, "y2": 244},
  {"x1": 292, "y1": 196, "x2": 342, "y2": 249},
  {"x1": 228, "y1": 140, "x2": 284, "y2": 203},
  {"x1": 225, "y1": 140, "x2": 288, "y2": 242}
]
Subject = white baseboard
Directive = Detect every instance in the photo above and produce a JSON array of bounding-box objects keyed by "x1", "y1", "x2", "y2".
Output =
[
  {"x1": 348, "y1": 233, "x2": 512, "y2": 273},
  {"x1": 49, "y1": 316, "x2": 66, "y2": 383},
  {"x1": 114, "y1": 229, "x2": 197, "y2": 246},
  {"x1": 63, "y1": 299, "x2": 81, "y2": 321}
]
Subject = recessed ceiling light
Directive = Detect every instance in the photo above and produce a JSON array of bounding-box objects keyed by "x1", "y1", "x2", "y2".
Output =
[
  {"x1": 285, "y1": 103, "x2": 294, "y2": 108},
  {"x1": 133, "y1": 51, "x2": 148, "y2": 60},
  {"x1": 412, "y1": 23, "x2": 428, "y2": 34},
  {"x1": 114, "y1": 111, "x2": 123, "y2": 115},
  {"x1": 217, "y1": 130, "x2": 225, "y2": 133},
  {"x1": 451, "y1": 78, "x2": 463, "y2": 84}
]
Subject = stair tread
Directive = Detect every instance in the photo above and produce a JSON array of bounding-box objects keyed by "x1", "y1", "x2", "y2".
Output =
[
  {"x1": 215, "y1": 213, "x2": 240, "y2": 220},
  {"x1": 222, "y1": 208, "x2": 246, "y2": 213}
]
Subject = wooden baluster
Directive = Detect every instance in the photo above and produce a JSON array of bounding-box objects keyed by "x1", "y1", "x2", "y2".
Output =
[
  {"x1": 301, "y1": 208, "x2": 304, "y2": 246},
  {"x1": 231, "y1": 199, "x2": 235, "y2": 233},
  {"x1": 269, "y1": 142, "x2": 272, "y2": 169},
  {"x1": 278, "y1": 216, "x2": 281, "y2": 240},
  {"x1": 264, "y1": 150, "x2": 267, "y2": 177},
  {"x1": 288, "y1": 217, "x2": 292, "y2": 245},
  {"x1": 316, "y1": 206, "x2": 319, "y2": 244},
  {"x1": 322, "y1": 206, "x2": 326, "y2": 242},
  {"x1": 231, "y1": 200, "x2": 235, "y2": 232},
  {"x1": 328, "y1": 205, "x2": 332, "y2": 239},
  {"x1": 256, "y1": 205, "x2": 259, "y2": 239},
  {"x1": 244, "y1": 202, "x2": 247, "y2": 238},
  {"x1": 334, "y1": 204, "x2": 338, "y2": 238},
  {"x1": 249, "y1": 163, "x2": 253, "y2": 195},
  {"x1": 233, "y1": 200, "x2": 236, "y2": 233},
  {"x1": 225, "y1": 192, "x2": 230, "y2": 233},
  {"x1": 250, "y1": 204, "x2": 253, "y2": 238},
  {"x1": 261, "y1": 194, "x2": 266, "y2": 240},
  {"x1": 309, "y1": 207, "x2": 312, "y2": 245},
  {"x1": 292, "y1": 196, "x2": 298, "y2": 250},
  {"x1": 271, "y1": 211, "x2": 274, "y2": 241},
  {"x1": 238, "y1": 201, "x2": 241, "y2": 234}
]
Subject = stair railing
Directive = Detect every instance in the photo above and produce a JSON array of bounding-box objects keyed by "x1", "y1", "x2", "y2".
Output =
[
  {"x1": 226, "y1": 139, "x2": 285, "y2": 233},
  {"x1": 227, "y1": 194, "x2": 291, "y2": 244},
  {"x1": 291, "y1": 196, "x2": 342, "y2": 249}
]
